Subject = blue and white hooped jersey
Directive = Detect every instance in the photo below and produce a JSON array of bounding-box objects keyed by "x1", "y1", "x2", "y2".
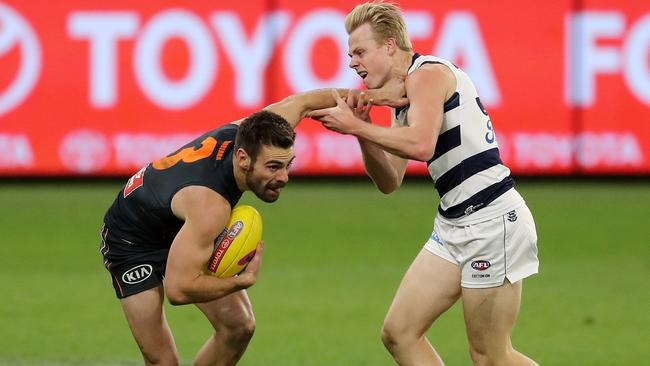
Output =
[{"x1": 394, "y1": 53, "x2": 523, "y2": 224}]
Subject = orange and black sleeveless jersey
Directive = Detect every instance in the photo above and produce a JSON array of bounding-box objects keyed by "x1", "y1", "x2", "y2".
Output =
[{"x1": 103, "y1": 123, "x2": 242, "y2": 249}]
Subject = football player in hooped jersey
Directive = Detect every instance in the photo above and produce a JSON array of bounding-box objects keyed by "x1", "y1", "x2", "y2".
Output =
[
  {"x1": 99, "y1": 85, "x2": 405, "y2": 366},
  {"x1": 309, "y1": 2, "x2": 540, "y2": 366}
]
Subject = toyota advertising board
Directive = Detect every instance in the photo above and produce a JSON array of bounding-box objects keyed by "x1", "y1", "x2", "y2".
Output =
[{"x1": 0, "y1": 0, "x2": 648, "y2": 176}]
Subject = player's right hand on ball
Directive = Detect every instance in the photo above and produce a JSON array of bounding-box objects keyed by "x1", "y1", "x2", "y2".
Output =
[{"x1": 235, "y1": 241, "x2": 264, "y2": 289}]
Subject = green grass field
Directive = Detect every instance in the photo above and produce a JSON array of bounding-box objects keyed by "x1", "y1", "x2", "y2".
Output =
[{"x1": 0, "y1": 179, "x2": 648, "y2": 365}]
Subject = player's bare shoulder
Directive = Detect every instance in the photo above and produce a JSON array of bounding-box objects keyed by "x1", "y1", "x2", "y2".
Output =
[
  {"x1": 405, "y1": 62, "x2": 456, "y2": 101},
  {"x1": 171, "y1": 186, "x2": 231, "y2": 223}
]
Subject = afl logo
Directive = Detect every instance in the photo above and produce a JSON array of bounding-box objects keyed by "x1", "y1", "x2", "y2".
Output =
[
  {"x1": 0, "y1": 3, "x2": 41, "y2": 116},
  {"x1": 471, "y1": 260, "x2": 491, "y2": 271},
  {"x1": 228, "y1": 221, "x2": 243, "y2": 238},
  {"x1": 207, "y1": 221, "x2": 244, "y2": 273},
  {"x1": 122, "y1": 264, "x2": 153, "y2": 284}
]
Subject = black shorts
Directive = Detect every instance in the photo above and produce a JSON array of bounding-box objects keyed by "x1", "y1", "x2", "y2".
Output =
[{"x1": 99, "y1": 225, "x2": 169, "y2": 299}]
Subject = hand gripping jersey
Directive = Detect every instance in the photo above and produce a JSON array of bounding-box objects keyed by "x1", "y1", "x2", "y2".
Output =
[
  {"x1": 103, "y1": 124, "x2": 243, "y2": 248},
  {"x1": 395, "y1": 54, "x2": 523, "y2": 224}
]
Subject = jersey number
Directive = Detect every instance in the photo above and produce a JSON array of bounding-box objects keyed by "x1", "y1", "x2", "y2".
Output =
[
  {"x1": 476, "y1": 97, "x2": 495, "y2": 144},
  {"x1": 152, "y1": 137, "x2": 232, "y2": 170}
]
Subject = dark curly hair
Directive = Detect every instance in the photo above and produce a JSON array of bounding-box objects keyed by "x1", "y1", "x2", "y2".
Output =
[{"x1": 234, "y1": 110, "x2": 296, "y2": 163}]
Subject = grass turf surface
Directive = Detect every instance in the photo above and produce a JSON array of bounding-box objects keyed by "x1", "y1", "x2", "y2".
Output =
[{"x1": 0, "y1": 179, "x2": 648, "y2": 365}]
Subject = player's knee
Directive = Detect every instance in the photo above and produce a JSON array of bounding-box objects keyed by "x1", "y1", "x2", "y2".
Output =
[
  {"x1": 238, "y1": 317, "x2": 256, "y2": 341},
  {"x1": 224, "y1": 316, "x2": 256, "y2": 346},
  {"x1": 142, "y1": 348, "x2": 180, "y2": 366},
  {"x1": 380, "y1": 323, "x2": 397, "y2": 351},
  {"x1": 380, "y1": 319, "x2": 413, "y2": 352},
  {"x1": 468, "y1": 352, "x2": 491, "y2": 366},
  {"x1": 471, "y1": 347, "x2": 539, "y2": 366},
  {"x1": 468, "y1": 345, "x2": 505, "y2": 366}
]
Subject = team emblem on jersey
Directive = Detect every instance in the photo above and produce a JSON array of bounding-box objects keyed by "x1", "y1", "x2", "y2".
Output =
[
  {"x1": 123, "y1": 166, "x2": 146, "y2": 198},
  {"x1": 507, "y1": 210, "x2": 518, "y2": 222}
]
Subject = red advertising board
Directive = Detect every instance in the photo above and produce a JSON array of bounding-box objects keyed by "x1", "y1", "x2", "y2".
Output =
[
  {"x1": 570, "y1": 0, "x2": 650, "y2": 174},
  {"x1": 0, "y1": 0, "x2": 648, "y2": 176}
]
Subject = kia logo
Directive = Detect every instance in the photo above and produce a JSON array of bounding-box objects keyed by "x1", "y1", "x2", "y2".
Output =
[
  {"x1": 471, "y1": 260, "x2": 491, "y2": 271},
  {"x1": 0, "y1": 3, "x2": 41, "y2": 116},
  {"x1": 122, "y1": 264, "x2": 153, "y2": 284}
]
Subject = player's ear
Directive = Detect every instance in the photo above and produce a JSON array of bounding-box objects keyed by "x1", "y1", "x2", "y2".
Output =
[
  {"x1": 235, "y1": 148, "x2": 251, "y2": 171},
  {"x1": 386, "y1": 37, "x2": 397, "y2": 55}
]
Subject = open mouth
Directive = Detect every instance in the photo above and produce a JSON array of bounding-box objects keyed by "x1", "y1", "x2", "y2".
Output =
[{"x1": 358, "y1": 71, "x2": 368, "y2": 79}]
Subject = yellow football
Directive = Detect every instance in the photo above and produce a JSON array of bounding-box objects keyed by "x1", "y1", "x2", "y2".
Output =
[{"x1": 205, "y1": 205, "x2": 263, "y2": 278}]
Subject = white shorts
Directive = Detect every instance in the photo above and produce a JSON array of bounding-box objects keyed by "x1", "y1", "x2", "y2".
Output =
[{"x1": 424, "y1": 204, "x2": 539, "y2": 288}]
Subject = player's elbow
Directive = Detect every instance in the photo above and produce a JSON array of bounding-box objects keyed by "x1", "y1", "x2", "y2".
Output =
[
  {"x1": 165, "y1": 284, "x2": 191, "y2": 306},
  {"x1": 278, "y1": 94, "x2": 299, "y2": 107},
  {"x1": 167, "y1": 294, "x2": 190, "y2": 306},
  {"x1": 409, "y1": 140, "x2": 435, "y2": 162},
  {"x1": 278, "y1": 95, "x2": 302, "y2": 114},
  {"x1": 372, "y1": 174, "x2": 402, "y2": 195},
  {"x1": 376, "y1": 180, "x2": 399, "y2": 194}
]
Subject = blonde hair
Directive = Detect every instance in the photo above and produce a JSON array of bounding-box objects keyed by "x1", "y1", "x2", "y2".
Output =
[{"x1": 345, "y1": 1, "x2": 412, "y2": 52}]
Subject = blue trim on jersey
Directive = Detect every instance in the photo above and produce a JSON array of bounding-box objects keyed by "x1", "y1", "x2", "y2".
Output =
[
  {"x1": 420, "y1": 61, "x2": 442, "y2": 66},
  {"x1": 394, "y1": 105, "x2": 406, "y2": 118},
  {"x1": 428, "y1": 125, "x2": 461, "y2": 164},
  {"x1": 433, "y1": 147, "x2": 504, "y2": 197},
  {"x1": 415, "y1": 57, "x2": 460, "y2": 113},
  {"x1": 394, "y1": 53, "x2": 460, "y2": 122},
  {"x1": 438, "y1": 176, "x2": 514, "y2": 219},
  {"x1": 411, "y1": 53, "x2": 421, "y2": 66},
  {"x1": 443, "y1": 92, "x2": 460, "y2": 112}
]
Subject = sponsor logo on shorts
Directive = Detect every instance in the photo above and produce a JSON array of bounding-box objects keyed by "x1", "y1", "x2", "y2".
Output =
[
  {"x1": 507, "y1": 210, "x2": 518, "y2": 222},
  {"x1": 472, "y1": 273, "x2": 491, "y2": 279},
  {"x1": 122, "y1": 264, "x2": 153, "y2": 284},
  {"x1": 430, "y1": 232, "x2": 443, "y2": 246},
  {"x1": 471, "y1": 260, "x2": 491, "y2": 271}
]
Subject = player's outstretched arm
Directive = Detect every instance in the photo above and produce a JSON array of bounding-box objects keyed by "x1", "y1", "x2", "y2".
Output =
[
  {"x1": 263, "y1": 78, "x2": 407, "y2": 128},
  {"x1": 164, "y1": 186, "x2": 262, "y2": 305},
  {"x1": 309, "y1": 65, "x2": 450, "y2": 161},
  {"x1": 263, "y1": 89, "x2": 339, "y2": 128}
]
